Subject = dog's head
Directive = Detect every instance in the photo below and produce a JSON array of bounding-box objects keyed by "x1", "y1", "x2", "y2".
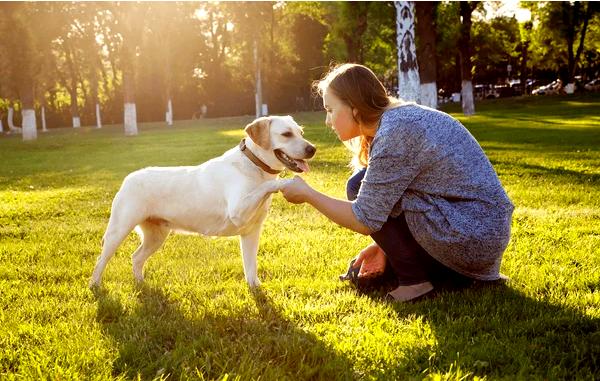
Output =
[{"x1": 244, "y1": 115, "x2": 316, "y2": 173}]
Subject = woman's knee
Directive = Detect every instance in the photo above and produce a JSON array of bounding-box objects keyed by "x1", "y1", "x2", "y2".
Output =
[{"x1": 346, "y1": 168, "x2": 366, "y2": 201}]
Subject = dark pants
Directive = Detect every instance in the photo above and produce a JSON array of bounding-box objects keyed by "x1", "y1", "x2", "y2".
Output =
[{"x1": 347, "y1": 168, "x2": 470, "y2": 287}]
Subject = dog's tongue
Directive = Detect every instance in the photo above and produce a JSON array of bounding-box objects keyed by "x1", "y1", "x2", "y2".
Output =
[{"x1": 296, "y1": 159, "x2": 310, "y2": 173}]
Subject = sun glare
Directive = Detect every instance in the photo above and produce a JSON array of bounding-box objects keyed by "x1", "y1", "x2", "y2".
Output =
[{"x1": 194, "y1": 8, "x2": 208, "y2": 21}]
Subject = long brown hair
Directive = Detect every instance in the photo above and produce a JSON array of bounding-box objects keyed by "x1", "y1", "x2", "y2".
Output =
[{"x1": 314, "y1": 63, "x2": 400, "y2": 168}]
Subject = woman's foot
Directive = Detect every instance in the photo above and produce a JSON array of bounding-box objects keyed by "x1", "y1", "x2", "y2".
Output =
[{"x1": 386, "y1": 281, "x2": 434, "y2": 302}]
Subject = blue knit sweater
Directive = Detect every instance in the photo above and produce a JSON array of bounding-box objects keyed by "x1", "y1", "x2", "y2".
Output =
[{"x1": 351, "y1": 104, "x2": 514, "y2": 280}]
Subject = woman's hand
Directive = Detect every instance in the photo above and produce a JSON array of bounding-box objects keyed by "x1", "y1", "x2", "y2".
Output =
[
  {"x1": 279, "y1": 175, "x2": 314, "y2": 204},
  {"x1": 353, "y1": 243, "x2": 386, "y2": 278},
  {"x1": 278, "y1": 175, "x2": 373, "y2": 235}
]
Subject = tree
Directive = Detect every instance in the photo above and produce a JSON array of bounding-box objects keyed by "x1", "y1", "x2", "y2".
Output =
[
  {"x1": 395, "y1": 1, "x2": 420, "y2": 102},
  {"x1": 110, "y1": 3, "x2": 148, "y2": 136},
  {"x1": 458, "y1": 1, "x2": 479, "y2": 115},
  {"x1": 318, "y1": 2, "x2": 397, "y2": 87},
  {"x1": 415, "y1": 1, "x2": 438, "y2": 108},
  {"x1": 529, "y1": 1, "x2": 599, "y2": 92},
  {"x1": 471, "y1": 15, "x2": 521, "y2": 85},
  {"x1": 0, "y1": 3, "x2": 41, "y2": 140},
  {"x1": 79, "y1": 3, "x2": 105, "y2": 129},
  {"x1": 518, "y1": 21, "x2": 533, "y2": 94}
]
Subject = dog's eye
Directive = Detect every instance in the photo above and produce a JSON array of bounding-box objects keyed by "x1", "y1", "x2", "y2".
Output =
[{"x1": 281, "y1": 132, "x2": 293, "y2": 138}]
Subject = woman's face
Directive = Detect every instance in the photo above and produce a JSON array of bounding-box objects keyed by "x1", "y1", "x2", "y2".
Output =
[{"x1": 323, "y1": 88, "x2": 360, "y2": 141}]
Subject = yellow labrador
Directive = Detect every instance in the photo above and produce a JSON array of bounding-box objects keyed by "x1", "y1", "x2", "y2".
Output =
[{"x1": 90, "y1": 115, "x2": 315, "y2": 288}]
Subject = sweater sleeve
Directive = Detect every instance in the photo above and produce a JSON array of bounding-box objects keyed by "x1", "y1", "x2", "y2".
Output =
[{"x1": 351, "y1": 120, "x2": 427, "y2": 232}]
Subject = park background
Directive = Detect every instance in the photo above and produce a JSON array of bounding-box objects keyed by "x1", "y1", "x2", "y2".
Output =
[
  {"x1": 1, "y1": 1, "x2": 599, "y2": 380},
  {"x1": 0, "y1": 1, "x2": 599, "y2": 133}
]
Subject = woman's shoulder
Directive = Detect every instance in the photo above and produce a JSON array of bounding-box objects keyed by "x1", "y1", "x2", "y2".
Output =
[
  {"x1": 377, "y1": 103, "x2": 427, "y2": 137},
  {"x1": 380, "y1": 103, "x2": 462, "y2": 136},
  {"x1": 382, "y1": 103, "x2": 452, "y2": 123}
]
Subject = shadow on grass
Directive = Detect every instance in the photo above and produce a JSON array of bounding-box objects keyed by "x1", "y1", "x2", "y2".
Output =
[
  {"x1": 93, "y1": 285, "x2": 355, "y2": 380},
  {"x1": 388, "y1": 282, "x2": 600, "y2": 379},
  {"x1": 470, "y1": 124, "x2": 600, "y2": 151},
  {"x1": 491, "y1": 161, "x2": 600, "y2": 185}
]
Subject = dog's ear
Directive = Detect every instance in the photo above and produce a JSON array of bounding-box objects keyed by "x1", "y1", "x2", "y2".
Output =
[{"x1": 244, "y1": 117, "x2": 271, "y2": 149}]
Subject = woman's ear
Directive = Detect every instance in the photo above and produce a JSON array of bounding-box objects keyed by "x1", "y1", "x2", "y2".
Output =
[{"x1": 352, "y1": 108, "x2": 360, "y2": 122}]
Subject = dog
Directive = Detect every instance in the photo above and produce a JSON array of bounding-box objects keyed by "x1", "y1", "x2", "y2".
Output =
[{"x1": 89, "y1": 115, "x2": 315, "y2": 288}]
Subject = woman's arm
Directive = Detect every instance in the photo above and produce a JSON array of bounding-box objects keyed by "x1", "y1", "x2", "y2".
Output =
[{"x1": 279, "y1": 176, "x2": 373, "y2": 235}]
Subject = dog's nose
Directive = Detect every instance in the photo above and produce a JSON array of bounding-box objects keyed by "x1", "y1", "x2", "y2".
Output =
[{"x1": 305, "y1": 144, "x2": 316, "y2": 158}]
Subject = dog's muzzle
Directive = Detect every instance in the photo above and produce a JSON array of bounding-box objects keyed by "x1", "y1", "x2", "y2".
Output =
[{"x1": 274, "y1": 145, "x2": 315, "y2": 173}]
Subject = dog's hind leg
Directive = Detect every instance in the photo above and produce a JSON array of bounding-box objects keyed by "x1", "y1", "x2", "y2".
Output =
[
  {"x1": 132, "y1": 221, "x2": 170, "y2": 282},
  {"x1": 90, "y1": 194, "x2": 138, "y2": 287},
  {"x1": 240, "y1": 227, "x2": 262, "y2": 288},
  {"x1": 89, "y1": 212, "x2": 138, "y2": 288}
]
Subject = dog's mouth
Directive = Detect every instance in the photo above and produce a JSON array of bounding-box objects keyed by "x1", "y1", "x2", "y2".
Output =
[{"x1": 274, "y1": 149, "x2": 310, "y2": 173}]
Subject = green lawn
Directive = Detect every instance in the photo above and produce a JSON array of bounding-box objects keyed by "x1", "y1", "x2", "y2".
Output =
[{"x1": 1, "y1": 94, "x2": 599, "y2": 380}]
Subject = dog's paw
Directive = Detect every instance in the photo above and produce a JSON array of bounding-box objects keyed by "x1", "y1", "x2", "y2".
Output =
[
  {"x1": 274, "y1": 179, "x2": 294, "y2": 192},
  {"x1": 88, "y1": 278, "x2": 100, "y2": 288},
  {"x1": 247, "y1": 278, "x2": 262, "y2": 288},
  {"x1": 89, "y1": 278, "x2": 101, "y2": 290}
]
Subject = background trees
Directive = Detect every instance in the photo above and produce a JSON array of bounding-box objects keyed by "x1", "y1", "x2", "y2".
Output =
[
  {"x1": 527, "y1": 1, "x2": 599, "y2": 92},
  {"x1": 0, "y1": 1, "x2": 598, "y2": 134}
]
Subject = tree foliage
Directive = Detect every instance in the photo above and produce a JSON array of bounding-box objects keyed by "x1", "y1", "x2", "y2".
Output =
[{"x1": 0, "y1": 1, "x2": 599, "y2": 129}]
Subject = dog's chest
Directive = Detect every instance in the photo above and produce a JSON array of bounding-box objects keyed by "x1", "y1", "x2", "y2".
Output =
[{"x1": 166, "y1": 193, "x2": 272, "y2": 237}]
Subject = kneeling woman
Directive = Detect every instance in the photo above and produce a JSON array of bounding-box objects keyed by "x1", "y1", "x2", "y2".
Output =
[{"x1": 280, "y1": 64, "x2": 514, "y2": 302}]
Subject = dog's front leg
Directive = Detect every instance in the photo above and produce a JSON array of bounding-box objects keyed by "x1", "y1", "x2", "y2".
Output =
[
  {"x1": 228, "y1": 179, "x2": 283, "y2": 228},
  {"x1": 240, "y1": 227, "x2": 262, "y2": 287}
]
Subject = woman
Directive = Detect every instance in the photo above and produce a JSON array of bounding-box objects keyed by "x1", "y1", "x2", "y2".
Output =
[{"x1": 280, "y1": 64, "x2": 514, "y2": 302}]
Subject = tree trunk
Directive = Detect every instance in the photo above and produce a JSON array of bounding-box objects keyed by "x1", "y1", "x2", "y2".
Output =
[
  {"x1": 165, "y1": 98, "x2": 173, "y2": 126},
  {"x1": 520, "y1": 43, "x2": 529, "y2": 94},
  {"x1": 41, "y1": 105, "x2": 47, "y2": 132},
  {"x1": 164, "y1": 39, "x2": 173, "y2": 126},
  {"x1": 343, "y1": 3, "x2": 369, "y2": 63},
  {"x1": 20, "y1": 81, "x2": 37, "y2": 141},
  {"x1": 0, "y1": 118, "x2": 3, "y2": 133},
  {"x1": 8, "y1": 106, "x2": 18, "y2": 131},
  {"x1": 254, "y1": 39, "x2": 264, "y2": 118},
  {"x1": 567, "y1": 2, "x2": 594, "y2": 93},
  {"x1": 22, "y1": 109, "x2": 36, "y2": 141},
  {"x1": 395, "y1": 1, "x2": 420, "y2": 102},
  {"x1": 416, "y1": 1, "x2": 438, "y2": 108},
  {"x1": 123, "y1": 54, "x2": 138, "y2": 136},
  {"x1": 459, "y1": 1, "x2": 477, "y2": 115},
  {"x1": 90, "y1": 72, "x2": 102, "y2": 128},
  {"x1": 96, "y1": 103, "x2": 102, "y2": 129},
  {"x1": 64, "y1": 43, "x2": 81, "y2": 128},
  {"x1": 70, "y1": 87, "x2": 81, "y2": 128}
]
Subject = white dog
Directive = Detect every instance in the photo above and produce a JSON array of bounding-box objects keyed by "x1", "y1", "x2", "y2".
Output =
[{"x1": 90, "y1": 115, "x2": 315, "y2": 288}]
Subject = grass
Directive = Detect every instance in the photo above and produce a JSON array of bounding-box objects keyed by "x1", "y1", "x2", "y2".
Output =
[{"x1": 1, "y1": 93, "x2": 599, "y2": 380}]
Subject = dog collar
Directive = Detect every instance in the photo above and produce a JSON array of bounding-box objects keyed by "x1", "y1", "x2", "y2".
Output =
[{"x1": 239, "y1": 139, "x2": 282, "y2": 175}]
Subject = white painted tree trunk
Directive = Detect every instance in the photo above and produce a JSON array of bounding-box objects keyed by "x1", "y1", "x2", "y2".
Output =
[
  {"x1": 165, "y1": 99, "x2": 173, "y2": 126},
  {"x1": 395, "y1": 1, "x2": 420, "y2": 103},
  {"x1": 7, "y1": 107, "x2": 22, "y2": 134},
  {"x1": 0, "y1": 119, "x2": 3, "y2": 133},
  {"x1": 41, "y1": 106, "x2": 47, "y2": 132},
  {"x1": 22, "y1": 108, "x2": 37, "y2": 141},
  {"x1": 124, "y1": 102, "x2": 138, "y2": 136},
  {"x1": 95, "y1": 103, "x2": 102, "y2": 128},
  {"x1": 73, "y1": 116, "x2": 81, "y2": 128},
  {"x1": 461, "y1": 80, "x2": 475, "y2": 116},
  {"x1": 565, "y1": 83, "x2": 575, "y2": 94},
  {"x1": 8, "y1": 107, "x2": 18, "y2": 130},
  {"x1": 420, "y1": 82, "x2": 437, "y2": 109},
  {"x1": 254, "y1": 40, "x2": 265, "y2": 117}
]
